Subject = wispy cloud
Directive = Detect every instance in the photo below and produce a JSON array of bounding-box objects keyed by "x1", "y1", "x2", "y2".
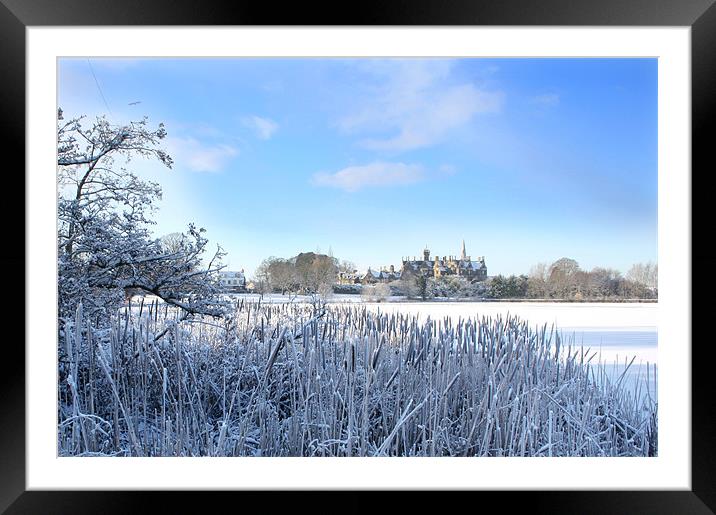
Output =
[
  {"x1": 312, "y1": 162, "x2": 425, "y2": 192},
  {"x1": 532, "y1": 93, "x2": 560, "y2": 107},
  {"x1": 165, "y1": 136, "x2": 239, "y2": 173},
  {"x1": 262, "y1": 80, "x2": 284, "y2": 93},
  {"x1": 337, "y1": 60, "x2": 503, "y2": 152},
  {"x1": 242, "y1": 115, "x2": 279, "y2": 140},
  {"x1": 438, "y1": 164, "x2": 458, "y2": 176}
]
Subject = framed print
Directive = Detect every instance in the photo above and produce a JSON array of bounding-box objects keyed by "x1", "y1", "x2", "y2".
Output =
[{"x1": 3, "y1": 0, "x2": 715, "y2": 513}]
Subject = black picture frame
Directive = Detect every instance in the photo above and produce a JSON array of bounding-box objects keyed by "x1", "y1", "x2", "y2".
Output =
[{"x1": 2, "y1": 0, "x2": 714, "y2": 513}]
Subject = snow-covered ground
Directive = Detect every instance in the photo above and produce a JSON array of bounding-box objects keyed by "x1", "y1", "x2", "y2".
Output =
[{"x1": 350, "y1": 300, "x2": 656, "y2": 329}]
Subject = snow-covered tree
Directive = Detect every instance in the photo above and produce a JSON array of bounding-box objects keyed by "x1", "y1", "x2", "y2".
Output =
[
  {"x1": 265, "y1": 257, "x2": 299, "y2": 294},
  {"x1": 159, "y1": 232, "x2": 190, "y2": 254},
  {"x1": 294, "y1": 252, "x2": 338, "y2": 293},
  {"x1": 627, "y1": 262, "x2": 658, "y2": 290},
  {"x1": 548, "y1": 257, "x2": 580, "y2": 298},
  {"x1": 317, "y1": 282, "x2": 334, "y2": 300},
  {"x1": 526, "y1": 262, "x2": 549, "y2": 298},
  {"x1": 373, "y1": 282, "x2": 391, "y2": 301},
  {"x1": 338, "y1": 259, "x2": 357, "y2": 275},
  {"x1": 360, "y1": 283, "x2": 390, "y2": 302},
  {"x1": 57, "y1": 109, "x2": 227, "y2": 322}
]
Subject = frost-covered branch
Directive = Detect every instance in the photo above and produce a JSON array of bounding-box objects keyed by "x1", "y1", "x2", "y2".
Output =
[{"x1": 57, "y1": 109, "x2": 228, "y2": 322}]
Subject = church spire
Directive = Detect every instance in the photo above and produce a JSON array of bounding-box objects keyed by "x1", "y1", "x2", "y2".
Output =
[{"x1": 461, "y1": 239, "x2": 467, "y2": 261}]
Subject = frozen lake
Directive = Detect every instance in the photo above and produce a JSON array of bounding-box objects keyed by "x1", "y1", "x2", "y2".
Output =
[
  {"x1": 236, "y1": 296, "x2": 658, "y2": 399},
  {"x1": 236, "y1": 296, "x2": 657, "y2": 360},
  {"x1": 368, "y1": 301, "x2": 658, "y2": 400},
  {"x1": 359, "y1": 301, "x2": 658, "y2": 399}
]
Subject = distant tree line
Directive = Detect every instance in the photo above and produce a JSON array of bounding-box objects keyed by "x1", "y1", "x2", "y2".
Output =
[
  {"x1": 251, "y1": 253, "x2": 657, "y2": 302},
  {"x1": 482, "y1": 258, "x2": 657, "y2": 300},
  {"x1": 392, "y1": 257, "x2": 657, "y2": 301}
]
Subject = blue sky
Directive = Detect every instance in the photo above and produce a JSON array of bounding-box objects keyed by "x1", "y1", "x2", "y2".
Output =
[{"x1": 58, "y1": 57, "x2": 657, "y2": 278}]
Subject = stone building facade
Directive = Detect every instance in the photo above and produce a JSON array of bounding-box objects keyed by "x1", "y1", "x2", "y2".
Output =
[{"x1": 401, "y1": 241, "x2": 487, "y2": 282}]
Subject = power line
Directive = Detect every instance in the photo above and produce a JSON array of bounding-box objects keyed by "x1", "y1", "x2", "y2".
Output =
[{"x1": 86, "y1": 58, "x2": 113, "y2": 117}]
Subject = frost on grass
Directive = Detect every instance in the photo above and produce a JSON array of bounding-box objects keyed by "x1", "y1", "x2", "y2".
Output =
[{"x1": 58, "y1": 300, "x2": 657, "y2": 457}]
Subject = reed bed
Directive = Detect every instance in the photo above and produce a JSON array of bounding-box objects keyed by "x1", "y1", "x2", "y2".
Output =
[{"x1": 57, "y1": 299, "x2": 657, "y2": 457}]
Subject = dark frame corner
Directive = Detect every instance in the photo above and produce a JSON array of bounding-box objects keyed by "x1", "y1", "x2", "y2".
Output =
[{"x1": 2, "y1": 0, "x2": 715, "y2": 513}]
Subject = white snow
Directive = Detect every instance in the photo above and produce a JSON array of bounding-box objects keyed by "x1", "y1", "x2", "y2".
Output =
[{"x1": 356, "y1": 301, "x2": 657, "y2": 331}]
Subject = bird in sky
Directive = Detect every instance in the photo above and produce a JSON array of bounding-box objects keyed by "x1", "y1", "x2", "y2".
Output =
[{"x1": 128, "y1": 101, "x2": 141, "y2": 105}]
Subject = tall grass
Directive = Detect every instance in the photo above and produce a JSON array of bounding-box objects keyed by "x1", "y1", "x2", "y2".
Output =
[{"x1": 57, "y1": 299, "x2": 657, "y2": 457}]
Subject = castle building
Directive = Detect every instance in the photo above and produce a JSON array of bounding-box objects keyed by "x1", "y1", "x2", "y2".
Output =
[{"x1": 400, "y1": 241, "x2": 487, "y2": 282}]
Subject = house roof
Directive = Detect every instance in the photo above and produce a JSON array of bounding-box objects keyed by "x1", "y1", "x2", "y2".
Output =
[
  {"x1": 464, "y1": 261, "x2": 486, "y2": 270},
  {"x1": 402, "y1": 255, "x2": 486, "y2": 272},
  {"x1": 220, "y1": 271, "x2": 245, "y2": 278}
]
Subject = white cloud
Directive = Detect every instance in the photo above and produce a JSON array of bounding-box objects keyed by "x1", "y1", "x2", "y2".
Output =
[
  {"x1": 438, "y1": 164, "x2": 458, "y2": 176},
  {"x1": 165, "y1": 136, "x2": 239, "y2": 173},
  {"x1": 312, "y1": 162, "x2": 425, "y2": 192},
  {"x1": 262, "y1": 80, "x2": 284, "y2": 93},
  {"x1": 242, "y1": 115, "x2": 279, "y2": 140},
  {"x1": 337, "y1": 60, "x2": 503, "y2": 152},
  {"x1": 532, "y1": 93, "x2": 560, "y2": 107}
]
